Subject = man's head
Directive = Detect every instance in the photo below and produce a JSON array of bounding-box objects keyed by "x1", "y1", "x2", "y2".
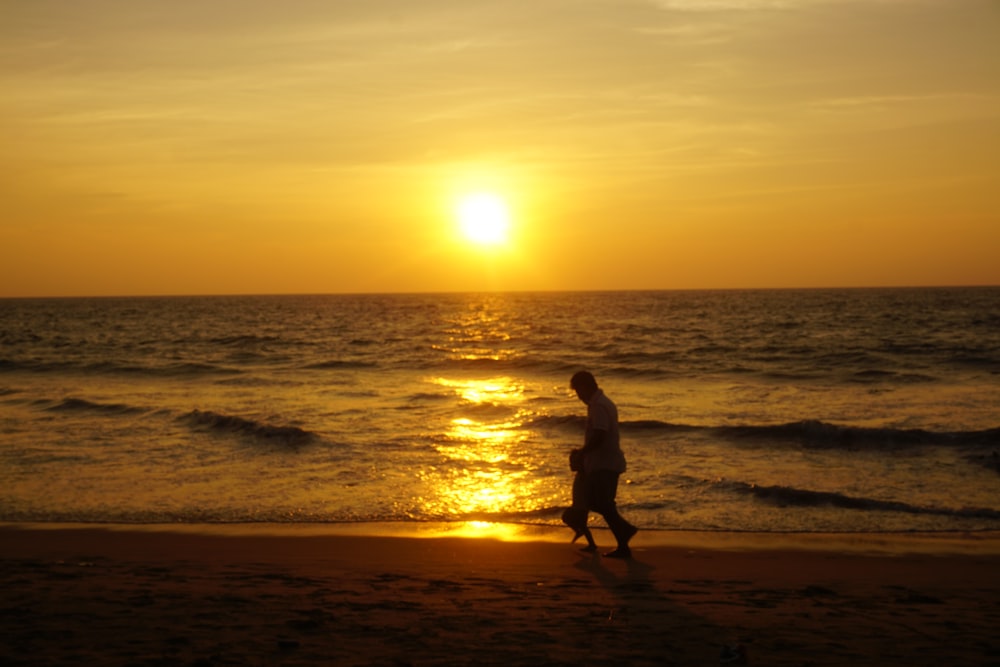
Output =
[{"x1": 570, "y1": 370, "x2": 599, "y2": 403}]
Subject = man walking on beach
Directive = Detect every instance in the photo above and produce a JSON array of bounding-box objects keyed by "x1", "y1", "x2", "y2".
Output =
[{"x1": 570, "y1": 371, "x2": 638, "y2": 558}]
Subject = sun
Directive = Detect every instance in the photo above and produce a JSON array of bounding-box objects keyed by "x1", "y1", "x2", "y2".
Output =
[{"x1": 456, "y1": 192, "x2": 511, "y2": 246}]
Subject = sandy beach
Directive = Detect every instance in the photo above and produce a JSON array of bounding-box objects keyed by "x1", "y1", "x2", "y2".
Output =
[{"x1": 2, "y1": 524, "x2": 999, "y2": 667}]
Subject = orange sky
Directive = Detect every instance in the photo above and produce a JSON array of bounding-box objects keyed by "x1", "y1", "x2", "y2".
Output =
[{"x1": 2, "y1": 0, "x2": 998, "y2": 296}]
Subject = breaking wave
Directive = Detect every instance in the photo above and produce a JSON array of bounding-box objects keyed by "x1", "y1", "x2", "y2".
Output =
[
  {"x1": 180, "y1": 410, "x2": 317, "y2": 445},
  {"x1": 718, "y1": 480, "x2": 1000, "y2": 520},
  {"x1": 611, "y1": 419, "x2": 1000, "y2": 449}
]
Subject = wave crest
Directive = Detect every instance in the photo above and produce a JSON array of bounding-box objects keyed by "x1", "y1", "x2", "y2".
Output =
[
  {"x1": 45, "y1": 397, "x2": 146, "y2": 415},
  {"x1": 720, "y1": 480, "x2": 1000, "y2": 520},
  {"x1": 180, "y1": 410, "x2": 316, "y2": 445},
  {"x1": 719, "y1": 420, "x2": 1000, "y2": 448}
]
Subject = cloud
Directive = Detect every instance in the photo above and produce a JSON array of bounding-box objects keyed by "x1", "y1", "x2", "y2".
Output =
[
  {"x1": 648, "y1": 0, "x2": 813, "y2": 9},
  {"x1": 648, "y1": 0, "x2": 943, "y2": 9}
]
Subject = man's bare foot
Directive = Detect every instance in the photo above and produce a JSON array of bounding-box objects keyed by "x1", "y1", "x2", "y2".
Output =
[{"x1": 603, "y1": 548, "x2": 632, "y2": 559}]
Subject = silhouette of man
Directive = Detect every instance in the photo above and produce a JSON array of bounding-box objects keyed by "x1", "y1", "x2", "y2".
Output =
[{"x1": 570, "y1": 371, "x2": 638, "y2": 558}]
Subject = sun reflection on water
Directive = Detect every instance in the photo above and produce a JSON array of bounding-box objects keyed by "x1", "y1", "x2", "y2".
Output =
[
  {"x1": 422, "y1": 520, "x2": 540, "y2": 541},
  {"x1": 419, "y1": 376, "x2": 547, "y2": 521},
  {"x1": 431, "y1": 305, "x2": 527, "y2": 362},
  {"x1": 435, "y1": 376, "x2": 524, "y2": 405}
]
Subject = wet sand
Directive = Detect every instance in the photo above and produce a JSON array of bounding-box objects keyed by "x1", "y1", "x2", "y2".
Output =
[{"x1": 2, "y1": 524, "x2": 999, "y2": 666}]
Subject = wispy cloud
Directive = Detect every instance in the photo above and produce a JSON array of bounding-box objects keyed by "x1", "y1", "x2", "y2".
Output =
[
  {"x1": 809, "y1": 93, "x2": 999, "y2": 110},
  {"x1": 648, "y1": 0, "x2": 943, "y2": 9}
]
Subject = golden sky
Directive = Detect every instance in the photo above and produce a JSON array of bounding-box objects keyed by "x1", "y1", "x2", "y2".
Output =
[{"x1": 2, "y1": 0, "x2": 998, "y2": 296}]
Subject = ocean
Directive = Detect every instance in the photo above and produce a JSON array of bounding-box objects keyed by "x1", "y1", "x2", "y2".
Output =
[{"x1": 1, "y1": 288, "x2": 998, "y2": 535}]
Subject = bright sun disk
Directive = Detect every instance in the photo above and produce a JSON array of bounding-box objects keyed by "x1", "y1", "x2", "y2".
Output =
[{"x1": 456, "y1": 193, "x2": 510, "y2": 246}]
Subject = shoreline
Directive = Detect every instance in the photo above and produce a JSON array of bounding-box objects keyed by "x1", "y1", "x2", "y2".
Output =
[
  {"x1": 3, "y1": 522, "x2": 999, "y2": 665},
  {"x1": 5, "y1": 520, "x2": 1000, "y2": 556}
]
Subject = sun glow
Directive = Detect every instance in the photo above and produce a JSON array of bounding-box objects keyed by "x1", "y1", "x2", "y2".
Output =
[{"x1": 456, "y1": 192, "x2": 511, "y2": 246}]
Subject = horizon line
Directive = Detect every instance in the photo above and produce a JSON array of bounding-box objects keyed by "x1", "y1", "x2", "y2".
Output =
[{"x1": 2, "y1": 283, "x2": 998, "y2": 300}]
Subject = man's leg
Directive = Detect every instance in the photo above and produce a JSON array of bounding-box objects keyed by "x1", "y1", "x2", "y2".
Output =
[{"x1": 587, "y1": 470, "x2": 637, "y2": 556}]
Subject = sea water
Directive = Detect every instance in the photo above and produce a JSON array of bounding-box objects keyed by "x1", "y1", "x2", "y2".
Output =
[{"x1": 1, "y1": 288, "x2": 998, "y2": 534}]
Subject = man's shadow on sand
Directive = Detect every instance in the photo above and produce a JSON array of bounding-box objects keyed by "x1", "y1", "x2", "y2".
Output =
[
  {"x1": 573, "y1": 549, "x2": 656, "y2": 598},
  {"x1": 572, "y1": 549, "x2": 736, "y2": 662}
]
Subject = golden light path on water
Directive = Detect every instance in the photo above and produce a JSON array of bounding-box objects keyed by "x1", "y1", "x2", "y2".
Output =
[{"x1": 417, "y1": 376, "x2": 551, "y2": 539}]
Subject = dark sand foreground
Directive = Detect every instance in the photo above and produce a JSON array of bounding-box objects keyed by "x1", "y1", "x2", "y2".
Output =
[{"x1": 2, "y1": 524, "x2": 999, "y2": 666}]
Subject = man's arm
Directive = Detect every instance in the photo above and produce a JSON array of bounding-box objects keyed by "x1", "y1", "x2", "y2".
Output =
[{"x1": 580, "y1": 428, "x2": 608, "y2": 454}]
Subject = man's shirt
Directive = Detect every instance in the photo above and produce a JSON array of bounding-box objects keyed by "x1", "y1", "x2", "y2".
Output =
[{"x1": 584, "y1": 389, "x2": 626, "y2": 474}]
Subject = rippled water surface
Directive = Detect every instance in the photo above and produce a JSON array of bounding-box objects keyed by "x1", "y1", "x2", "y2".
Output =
[{"x1": 1, "y1": 288, "x2": 998, "y2": 532}]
